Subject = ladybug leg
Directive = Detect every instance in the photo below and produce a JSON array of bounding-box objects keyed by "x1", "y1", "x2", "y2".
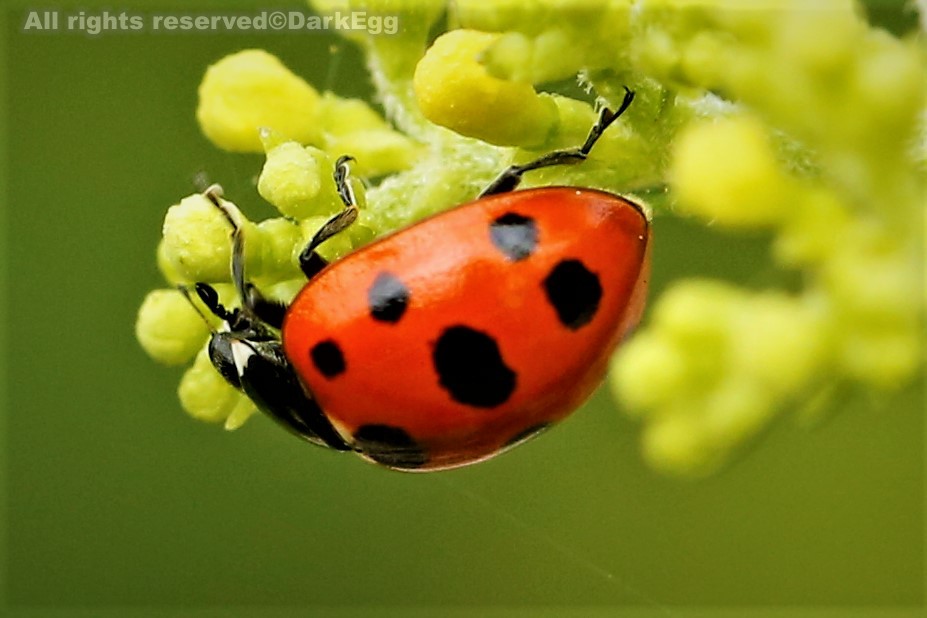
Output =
[
  {"x1": 297, "y1": 155, "x2": 359, "y2": 280},
  {"x1": 203, "y1": 185, "x2": 289, "y2": 329},
  {"x1": 480, "y1": 86, "x2": 635, "y2": 197}
]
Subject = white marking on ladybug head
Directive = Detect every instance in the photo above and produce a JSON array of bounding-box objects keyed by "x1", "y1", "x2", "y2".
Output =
[{"x1": 230, "y1": 339, "x2": 257, "y2": 380}]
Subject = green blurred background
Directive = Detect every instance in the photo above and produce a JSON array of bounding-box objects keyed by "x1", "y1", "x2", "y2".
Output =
[{"x1": 1, "y1": 1, "x2": 923, "y2": 615}]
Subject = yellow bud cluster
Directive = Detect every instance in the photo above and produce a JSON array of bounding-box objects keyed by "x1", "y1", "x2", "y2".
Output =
[
  {"x1": 610, "y1": 281, "x2": 829, "y2": 475},
  {"x1": 198, "y1": 49, "x2": 418, "y2": 174},
  {"x1": 138, "y1": 1, "x2": 923, "y2": 472},
  {"x1": 609, "y1": 0, "x2": 924, "y2": 474}
]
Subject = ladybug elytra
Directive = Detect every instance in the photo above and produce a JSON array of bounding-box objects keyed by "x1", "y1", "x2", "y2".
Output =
[{"x1": 189, "y1": 87, "x2": 650, "y2": 471}]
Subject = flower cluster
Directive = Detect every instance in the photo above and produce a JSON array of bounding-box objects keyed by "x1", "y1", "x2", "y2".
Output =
[
  {"x1": 136, "y1": 0, "x2": 925, "y2": 474},
  {"x1": 609, "y1": 0, "x2": 925, "y2": 474}
]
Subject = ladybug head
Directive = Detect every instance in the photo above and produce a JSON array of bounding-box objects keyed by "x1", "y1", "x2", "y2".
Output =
[
  {"x1": 189, "y1": 282, "x2": 276, "y2": 341},
  {"x1": 177, "y1": 282, "x2": 279, "y2": 389}
]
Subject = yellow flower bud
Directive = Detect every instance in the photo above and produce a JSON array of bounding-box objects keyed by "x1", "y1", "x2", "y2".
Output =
[
  {"x1": 701, "y1": 377, "x2": 774, "y2": 450},
  {"x1": 318, "y1": 93, "x2": 390, "y2": 132},
  {"x1": 652, "y1": 279, "x2": 739, "y2": 352},
  {"x1": 413, "y1": 30, "x2": 557, "y2": 146},
  {"x1": 327, "y1": 130, "x2": 422, "y2": 177},
  {"x1": 258, "y1": 143, "x2": 341, "y2": 219},
  {"x1": 824, "y1": 242, "x2": 919, "y2": 326},
  {"x1": 156, "y1": 239, "x2": 183, "y2": 284},
  {"x1": 160, "y1": 193, "x2": 235, "y2": 283},
  {"x1": 481, "y1": 32, "x2": 534, "y2": 83},
  {"x1": 642, "y1": 410, "x2": 716, "y2": 476},
  {"x1": 853, "y1": 33, "x2": 923, "y2": 126},
  {"x1": 197, "y1": 49, "x2": 320, "y2": 152},
  {"x1": 672, "y1": 116, "x2": 795, "y2": 227},
  {"x1": 253, "y1": 218, "x2": 304, "y2": 281},
  {"x1": 179, "y1": 347, "x2": 254, "y2": 424},
  {"x1": 838, "y1": 328, "x2": 921, "y2": 389},
  {"x1": 773, "y1": 189, "x2": 849, "y2": 267},
  {"x1": 609, "y1": 332, "x2": 688, "y2": 412},
  {"x1": 224, "y1": 398, "x2": 257, "y2": 431},
  {"x1": 729, "y1": 294, "x2": 828, "y2": 396},
  {"x1": 316, "y1": 93, "x2": 421, "y2": 176},
  {"x1": 348, "y1": 211, "x2": 378, "y2": 248},
  {"x1": 264, "y1": 279, "x2": 308, "y2": 305},
  {"x1": 135, "y1": 289, "x2": 210, "y2": 365}
]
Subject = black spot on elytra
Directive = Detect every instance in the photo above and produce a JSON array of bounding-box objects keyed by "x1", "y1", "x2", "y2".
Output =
[
  {"x1": 504, "y1": 422, "x2": 551, "y2": 449},
  {"x1": 489, "y1": 212, "x2": 538, "y2": 261},
  {"x1": 433, "y1": 326, "x2": 516, "y2": 408},
  {"x1": 353, "y1": 424, "x2": 428, "y2": 469},
  {"x1": 310, "y1": 340, "x2": 345, "y2": 378},
  {"x1": 368, "y1": 272, "x2": 410, "y2": 323},
  {"x1": 543, "y1": 259, "x2": 602, "y2": 330}
]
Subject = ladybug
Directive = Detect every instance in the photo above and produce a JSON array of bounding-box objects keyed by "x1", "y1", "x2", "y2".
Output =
[{"x1": 190, "y1": 87, "x2": 650, "y2": 471}]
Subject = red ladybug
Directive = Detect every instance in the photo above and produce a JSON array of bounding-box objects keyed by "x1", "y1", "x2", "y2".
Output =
[{"x1": 190, "y1": 88, "x2": 650, "y2": 471}]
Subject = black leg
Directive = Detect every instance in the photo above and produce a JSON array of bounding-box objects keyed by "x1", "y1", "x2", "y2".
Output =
[
  {"x1": 298, "y1": 155, "x2": 359, "y2": 279},
  {"x1": 202, "y1": 185, "x2": 289, "y2": 329},
  {"x1": 191, "y1": 190, "x2": 351, "y2": 453},
  {"x1": 480, "y1": 86, "x2": 635, "y2": 197}
]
